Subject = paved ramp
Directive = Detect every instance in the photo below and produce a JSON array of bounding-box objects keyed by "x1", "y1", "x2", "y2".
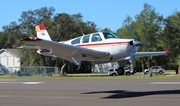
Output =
[{"x1": 0, "y1": 79, "x2": 180, "y2": 106}]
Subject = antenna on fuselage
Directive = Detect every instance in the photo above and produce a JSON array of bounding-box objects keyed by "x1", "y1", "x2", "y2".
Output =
[{"x1": 80, "y1": 29, "x2": 85, "y2": 36}]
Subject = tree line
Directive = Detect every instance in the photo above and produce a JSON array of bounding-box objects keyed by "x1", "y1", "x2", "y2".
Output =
[{"x1": 0, "y1": 3, "x2": 180, "y2": 71}]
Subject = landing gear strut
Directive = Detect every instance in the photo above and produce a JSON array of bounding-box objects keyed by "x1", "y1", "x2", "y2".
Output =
[{"x1": 60, "y1": 63, "x2": 68, "y2": 76}]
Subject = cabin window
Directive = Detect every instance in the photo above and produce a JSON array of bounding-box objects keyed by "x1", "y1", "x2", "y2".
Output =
[
  {"x1": 91, "y1": 34, "x2": 102, "y2": 42},
  {"x1": 71, "y1": 37, "x2": 81, "y2": 45},
  {"x1": 82, "y1": 35, "x2": 90, "y2": 43},
  {"x1": 103, "y1": 32, "x2": 120, "y2": 39}
]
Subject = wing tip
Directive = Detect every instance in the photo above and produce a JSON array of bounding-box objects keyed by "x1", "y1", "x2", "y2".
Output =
[{"x1": 163, "y1": 50, "x2": 170, "y2": 54}]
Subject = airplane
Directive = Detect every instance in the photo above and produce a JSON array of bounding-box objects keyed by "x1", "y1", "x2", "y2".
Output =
[{"x1": 19, "y1": 24, "x2": 169, "y2": 75}]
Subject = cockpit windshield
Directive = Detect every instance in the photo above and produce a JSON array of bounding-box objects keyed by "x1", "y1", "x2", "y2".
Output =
[{"x1": 103, "y1": 32, "x2": 120, "y2": 39}]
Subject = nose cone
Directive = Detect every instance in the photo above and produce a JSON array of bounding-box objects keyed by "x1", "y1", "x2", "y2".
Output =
[
  {"x1": 129, "y1": 39, "x2": 150, "y2": 46},
  {"x1": 132, "y1": 40, "x2": 141, "y2": 46}
]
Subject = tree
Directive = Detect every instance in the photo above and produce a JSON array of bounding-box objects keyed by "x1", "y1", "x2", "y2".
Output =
[
  {"x1": 2, "y1": 22, "x2": 24, "y2": 48},
  {"x1": 49, "y1": 13, "x2": 97, "y2": 41},
  {"x1": 1, "y1": 7, "x2": 55, "y2": 66},
  {"x1": 0, "y1": 32, "x2": 8, "y2": 49},
  {"x1": 163, "y1": 11, "x2": 180, "y2": 65},
  {"x1": 100, "y1": 28, "x2": 112, "y2": 32},
  {"x1": 116, "y1": 3, "x2": 166, "y2": 69}
]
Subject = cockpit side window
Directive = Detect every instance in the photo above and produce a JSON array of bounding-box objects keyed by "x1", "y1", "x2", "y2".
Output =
[
  {"x1": 82, "y1": 35, "x2": 90, "y2": 43},
  {"x1": 91, "y1": 34, "x2": 102, "y2": 42},
  {"x1": 103, "y1": 32, "x2": 120, "y2": 39},
  {"x1": 71, "y1": 37, "x2": 81, "y2": 45}
]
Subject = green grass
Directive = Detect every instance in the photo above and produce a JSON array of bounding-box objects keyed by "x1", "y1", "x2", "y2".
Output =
[{"x1": 0, "y1": 72, "x2": 180, "y2": 80}]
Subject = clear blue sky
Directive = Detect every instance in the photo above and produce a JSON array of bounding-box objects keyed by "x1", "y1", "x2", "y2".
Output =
[{"x1": 0, "y1": 0, "x2": 180, "y2": 32}]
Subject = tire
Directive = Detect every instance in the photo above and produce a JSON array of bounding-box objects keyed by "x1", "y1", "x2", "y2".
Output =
[
  {"x1": 126, "y1": 72, "x2": 130, "y2": 76},
  {"x1": 130, "y1": 68, "x2": 134, "y2": 74},
  {"x1": 112, "y1": 73, "x2": 116, "y2": 76},
  {"x1": 118, "y1": 67, "x2": 125, "y2": 75},
  {"x1": 145, "y1": 71, "x2": 149, "y2": 74},
  {"x1": 159, "y1": 70, "x2": 163, "y2": 74}
]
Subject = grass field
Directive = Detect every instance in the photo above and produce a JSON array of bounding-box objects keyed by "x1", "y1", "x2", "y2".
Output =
[{"x1": 0, "y1": 71, "x2": 180, "y2": 80}]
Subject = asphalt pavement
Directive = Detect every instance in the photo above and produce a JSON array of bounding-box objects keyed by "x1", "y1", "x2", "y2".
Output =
[{"x1": 0, "y1": 79, "x2": 180, "y2": 106}]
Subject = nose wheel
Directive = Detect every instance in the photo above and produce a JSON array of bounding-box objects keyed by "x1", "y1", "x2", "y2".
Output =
[{"x1": 129, "y1": 64, "x2": 134, "y2": 74}]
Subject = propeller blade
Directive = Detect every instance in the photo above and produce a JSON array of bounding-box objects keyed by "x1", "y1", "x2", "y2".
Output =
[
  {"x1": 141, "y1": 42, "x2": 151, "y2": 46},
  {"x1": 128, "y1": 26, "x2": 135, "y2": 39},
  {"x1": 128, "y1": 26, "x2": 150, "y2": 47},
  {"x1": 129, "y1": 46, "x2": 136, "y2": 64}
]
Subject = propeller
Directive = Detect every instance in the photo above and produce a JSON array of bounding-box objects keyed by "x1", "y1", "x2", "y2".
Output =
[
  {"x1": 141, "y1": 42, "x2": 151, "y2": 46},
  {"x1": 129, "y1": 25, "x2": 135, "y2": 39},
  {"x1": 128, "y1": 26, "x2": 150, "y2": 64},
  {"x1": 128, "y1": 26, "x2": 150, "y2": 46}
]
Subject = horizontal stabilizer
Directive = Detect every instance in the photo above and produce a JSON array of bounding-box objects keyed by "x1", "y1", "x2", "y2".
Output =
[{"x1": 18, "y1": 46, "x2": 40, "y2": 49}]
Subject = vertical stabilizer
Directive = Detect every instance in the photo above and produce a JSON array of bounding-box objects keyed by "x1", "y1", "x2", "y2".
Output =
[{"x1": 35, "y1": 24, "x2": 52, "y2": 41}]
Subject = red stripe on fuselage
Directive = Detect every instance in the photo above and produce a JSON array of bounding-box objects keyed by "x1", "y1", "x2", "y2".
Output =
[{"x1": 76, "y1": 42, "x2": 129, "y2": 47}]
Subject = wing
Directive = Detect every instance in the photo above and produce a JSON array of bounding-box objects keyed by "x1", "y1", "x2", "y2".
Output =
[
  {"x1": 21, "y1": 37, "x2": 110, "y2": 65},
  {"x1": 116, "y1": 51, "x2": 168, "y2": 62},
  {"x1": 134, "y1": 51, "x2": 169, "y2": 57}
]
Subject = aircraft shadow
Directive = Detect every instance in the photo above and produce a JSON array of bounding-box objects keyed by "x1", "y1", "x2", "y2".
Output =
[{"x1": 82, "y1": 89, "x2": 180, "y2": 99}]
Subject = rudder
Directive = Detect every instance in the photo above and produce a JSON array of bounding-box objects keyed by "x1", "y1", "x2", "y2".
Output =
[{"x1": 35, "y1": 24, "x2": 52, "y2": 41}]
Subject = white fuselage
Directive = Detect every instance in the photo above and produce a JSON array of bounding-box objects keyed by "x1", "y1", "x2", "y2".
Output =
[{"x1": 62, "y1": 32, "x2": 134, "y2": 62}]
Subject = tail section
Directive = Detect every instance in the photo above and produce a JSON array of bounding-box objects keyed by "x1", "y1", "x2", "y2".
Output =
[{"x1": 35, "y1": 24, "x2": 52, "y2": 41}]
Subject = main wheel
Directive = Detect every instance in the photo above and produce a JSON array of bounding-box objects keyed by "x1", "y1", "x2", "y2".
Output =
[{"x1": 118, "y1": 67, "x2": 125, "y2": 75}]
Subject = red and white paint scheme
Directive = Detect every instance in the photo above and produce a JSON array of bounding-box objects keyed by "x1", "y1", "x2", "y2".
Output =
[{"x1": 19, "y1": 24, "x2": 169, "y2": 75}]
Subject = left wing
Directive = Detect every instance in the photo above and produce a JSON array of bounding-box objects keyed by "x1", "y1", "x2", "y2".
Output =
[
  {"x1": 114, "y1": 51, "x2": 169, "y2": 62},
  {"x1": 134, "y1": 51, "x2": 169, "y2": 57},
  {"x1": 21, "y1": 37, "x2": 110, "y2": 65}
]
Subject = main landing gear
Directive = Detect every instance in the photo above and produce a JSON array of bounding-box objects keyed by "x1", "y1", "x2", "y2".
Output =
[{"x1": 118, "y1": 67, "x2": 125, "y2": 75}]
